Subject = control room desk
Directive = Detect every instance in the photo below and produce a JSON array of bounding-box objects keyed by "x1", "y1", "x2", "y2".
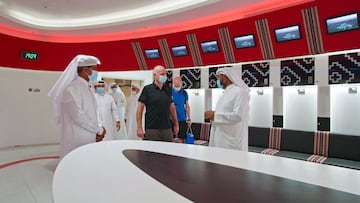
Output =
[{"x1": 53, "y1": 140, "x2": 360, "y2": 203}]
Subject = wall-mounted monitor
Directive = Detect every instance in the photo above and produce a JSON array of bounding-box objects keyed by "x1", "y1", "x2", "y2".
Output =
[
  {"x1": 171, "y1": 45, "x2": 189, "y2": 57},
  {"x1": 274, "y1": 25, "x2": 301, "y2": 42},
  {"x1": 233, "y1": 34, "x2": 256, "y2": 49},
  {"x1": 144, "y1": 48, "x2": 160, "y2": 59},
  {"x1": 200, "y1": 40, "x2": 220, "y2": 53},
  {"x1": 325, "y1": 12, "x2": 359, "y2": 34}
]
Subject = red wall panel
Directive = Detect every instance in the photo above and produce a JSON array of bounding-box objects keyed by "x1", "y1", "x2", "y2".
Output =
[
  {"x1": 165, "y1": 32, "x2": 194, "y2": 68},
  {"x1": 317, "y1": 0, "x2": 360, "y2": 52},
  {"x1": 226, "y1": 17, "x2": 263, "y2": 62},
  {"x1": 265, "y1": 2, "x2": 313, "y2": 58},
  {"x1": 0, "y1": 0, "x2": 359, "y2": 71},
  {"x1": 193, "y1": 26, "x2": 226, "y2": 65},
  {"x1": 0, "y1": 33, "x2": 139, "y2": 71}
]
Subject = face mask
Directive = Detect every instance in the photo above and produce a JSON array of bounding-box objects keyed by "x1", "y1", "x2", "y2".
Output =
[
  {"x1": 89, "y1": 70, "x2": 98, "y2": 82},
  {"x1": 96, "y1": 87, "x2": 105, "y2": 94},
  {"x1": 131, "y1": 91, "x2": 137, "y2": 95},
  {"x1": 111, "y1": 88, "x2": 117, "y2": 93},
  {"x1": 216, "y1": 79, "x2": 224, "y2": 89},
  {"x1": 174, "y1": 87, "x2": 181, "y2": 92},
  {"x1": 159, "y1": 75, "x2": 167, "y2": 84}
]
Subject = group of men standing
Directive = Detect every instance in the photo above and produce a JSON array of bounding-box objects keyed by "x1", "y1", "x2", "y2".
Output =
[{"x1": 49, "y1": 54, "x2": 250, "y2": 159}]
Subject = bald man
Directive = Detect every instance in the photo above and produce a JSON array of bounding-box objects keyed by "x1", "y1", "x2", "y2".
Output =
[{"x1": 136, "y1": 65, "x2": 179, "y2": 141}]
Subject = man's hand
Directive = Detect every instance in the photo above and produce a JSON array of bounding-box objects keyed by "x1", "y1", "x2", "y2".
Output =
[
  {"x1": 137, "y1": 127, "x2": 145, "y2": 139},
  {"x1": 204, "y1": 110, "x2": 215, "y2": 121},
  {"x1": 116, "y1": 121, "x2": 121, "y2": 131},
  {"x1": 173, "y1": 122, "x2": 179, "y2": 136},
  {"x1": 96, "y1": 127, "x2": 106, "y2": 142}
]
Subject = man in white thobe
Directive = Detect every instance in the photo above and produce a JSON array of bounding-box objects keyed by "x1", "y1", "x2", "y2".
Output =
[
  {"x1": 125, "y1": 84, "x2": 142, "y2": 140},
  {"x1": 205, "y1": 67, "x2": 250, "y2": 151},
  {"x1": 94, "y1": 81, "x2": 120, "y2": 141},
  {"x1": 110, "y1": 83, "x2": 127, "y2": 140},
  {"x1": 48, "y1": 55, "x2": 106, "y2": 158}
]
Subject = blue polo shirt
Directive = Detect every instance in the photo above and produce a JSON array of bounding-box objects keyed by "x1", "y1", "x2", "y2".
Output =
[{"x1": 172, "y1": 88, "x2": 188, "y2": 122}]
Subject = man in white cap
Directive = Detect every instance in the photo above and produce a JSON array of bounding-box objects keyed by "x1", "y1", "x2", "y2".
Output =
[
  {"x1": 48, "y1": 54, "x2": 106, "y2": 158},
  {"x1": 110, "y1": 83, "x2": 127, "y2": 139},
  {"x1": 125, "y1": 84, "x2": 142, "y2": 140},
  {"x1": 204, "y1": 67, "x2": 250, "y2": 151},
  {"x1": 137, "y1": 65, "x2": 179, "y2": 141},
  {"x1": 94, "y1": 81, "x2": 120, "y2": 141}
]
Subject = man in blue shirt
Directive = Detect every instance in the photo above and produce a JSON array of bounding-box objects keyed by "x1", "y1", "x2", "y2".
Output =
[{"x1": 172, "y1": 76, "x2": 191, "y2": 143}]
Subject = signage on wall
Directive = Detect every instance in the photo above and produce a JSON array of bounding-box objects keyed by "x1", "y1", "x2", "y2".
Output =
[{"x1": 21, "y1": 51, "x2": 39, "y2": 60}]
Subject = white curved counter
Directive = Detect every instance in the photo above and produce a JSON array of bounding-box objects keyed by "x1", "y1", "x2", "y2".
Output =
[{"x1": 53, "y1": 140, "x2": 360, "y2": 203}]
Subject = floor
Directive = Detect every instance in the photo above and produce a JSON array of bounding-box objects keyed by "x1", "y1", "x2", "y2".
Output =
[{"x1": 0, "y1": 144, "x2": 60, "y2": 203}]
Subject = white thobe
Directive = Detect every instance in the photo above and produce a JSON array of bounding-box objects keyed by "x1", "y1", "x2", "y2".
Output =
[
  {"x1": 94, "y1": 93, "x2": 120, "y2": 141},
  {"x1": 125, "y1": 93, "x2": 141, "y2": 140},
  {"x1": 111, "y1": 90, "x2": 127, "y2": 139},
  {"x1": 60, "y1": 77, "x2": 101, "y2": 158},
  {"x1": 209, "y1": 84, "x2": 249, "y2": 151}
]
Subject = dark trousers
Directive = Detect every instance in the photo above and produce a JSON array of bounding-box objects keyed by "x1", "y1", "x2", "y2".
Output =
[{"x1": 144, "y1": 129, "x2": 173, "y2": 142}]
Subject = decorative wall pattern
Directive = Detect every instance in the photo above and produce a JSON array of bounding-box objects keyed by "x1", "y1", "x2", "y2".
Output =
[
  {"x1": 180, "y1": 68, "x2": 201, "y2": 89},
  {"x1": 242, "y1": 62, "x2": 270, "y2": 87},
  {"x1": 281, "y1": 57, "x2": 315, "y2": 86},
  {"x1": 328, "y1": 52, "x2": 360, "y2": 84},
  {"x1": 302, "y1": 7, "x2": 324, "y2": 54},
  {"x1": 131, "y1": 42, "x2": 147, "y2": 70},
  {"x1": 187, "y1": 33, "x2": 203, "y2": 66},
  {"x1": 165, "y1": 70, "x2": 173, "y2": 89},
  {"x1": 218, "y1": 27, "x2": 236, "y2": 63},
  {"x1": 255, "y1": 18, "x2": 275, "y2": 60},
  {"x1": 158, "y1": 38, "x2": 174, "y2": 68}
]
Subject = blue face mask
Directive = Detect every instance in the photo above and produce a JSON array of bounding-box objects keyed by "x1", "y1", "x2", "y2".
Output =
[
  {"x1": 159, "y1": 75, "x2": 167, "y2": 84},
  {"x1": 174, "y1": 87, "x2": 181, "y2": 92},
  {"x1": 89, "y1": 70, "x2": 98, "y2": 82},
  {"x1": 216, "y1": 79, "x2": 224, "y2": 89},
  {"x1": 96, "y1": 87, "x2": 105, "y2": 94},
  {"x1": 111, "y1": 88, "x2": 117, "y2": 93}
]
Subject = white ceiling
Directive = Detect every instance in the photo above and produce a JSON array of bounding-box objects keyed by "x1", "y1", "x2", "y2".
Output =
[{"x1": 0, "y1": 0, "x2": 312, "y2": 42}]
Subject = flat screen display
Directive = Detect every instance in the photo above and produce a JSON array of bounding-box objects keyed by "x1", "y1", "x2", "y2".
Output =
[
  {"x1": 144, "y1": 49, "x2": 160, "y2": 59},
  {"x1": 171, "y1": 45, "x2": 189, "y2": 57},
  {"x1": 200, "y1": 40, "x2": 220, "y2": 53},
  {"x1": 326, "y1": 13, "x2": 359, "y2": 34},
  {"x1": 274, "y1": 25, "x2": 301, "y2": 42},
  {"x1": 233, "y1": 34, "x2": 256, "y2": 49}
]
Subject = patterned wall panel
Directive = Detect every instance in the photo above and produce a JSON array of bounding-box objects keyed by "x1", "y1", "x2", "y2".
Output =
[
  {"x1": 180, "y1": 68, "x2": 201, "y2": 89},
  {"x1": 208, "y1": 66, "x2": 232, "y2": 88},
  {"x1": 302, "y1": 6, "x2": 324, "y2": 54},
  {"x1": 328, "y1": 52, "x2": 360, "y2": 84},
  {"x1": 131, "y1": 42, "x2": 147, "y2": 70},
  {"x1": 218, "y1": 27, "x2": 236, "y2": 63},
  {"x1": 281, "y1": 57, "x2": 315, "y2": 86},
  {"x1": 242, "y1": 62, "x2": 270, "y2": 87},
  {"x1": 165, "y1": 70, "x2": 173, "y2": 89},
  {"x1": 255, "y1": 18, "x2": 275, "y2": 60},
  {"x1": 158, "y1": 38, "x2": 174, "y2": 68}
]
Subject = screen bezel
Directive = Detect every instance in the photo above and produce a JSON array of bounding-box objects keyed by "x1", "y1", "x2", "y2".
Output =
[
  {"x1": 233, "y1": 34, "x2": 256, "y2": 49},
  {"x1": 200, "y1": 40, "x2": 220, "y2": 54},
  {"x1": 171, "y1": 45, "x2": 189, "y2": 57},
  {"x1": 274, "y1": 24, "x2": 301, "y2": 43},
  {"x1": 144, "y1": 48, "x2": 161, "y2": 59},
  {"x1": 325, "y1": 12, "x2": 359, "y2": 34}
]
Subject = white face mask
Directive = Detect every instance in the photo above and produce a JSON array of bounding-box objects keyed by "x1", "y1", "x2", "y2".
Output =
[
  {"x1": 159, "y1": 75, "x2": 167, "y2": 84},
  {"x1": 174, "y1": 87, "x2": 181, "y2": 92},
  {"x1": 131, "y1": 91, "x2": 137, "y2": 95}
]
